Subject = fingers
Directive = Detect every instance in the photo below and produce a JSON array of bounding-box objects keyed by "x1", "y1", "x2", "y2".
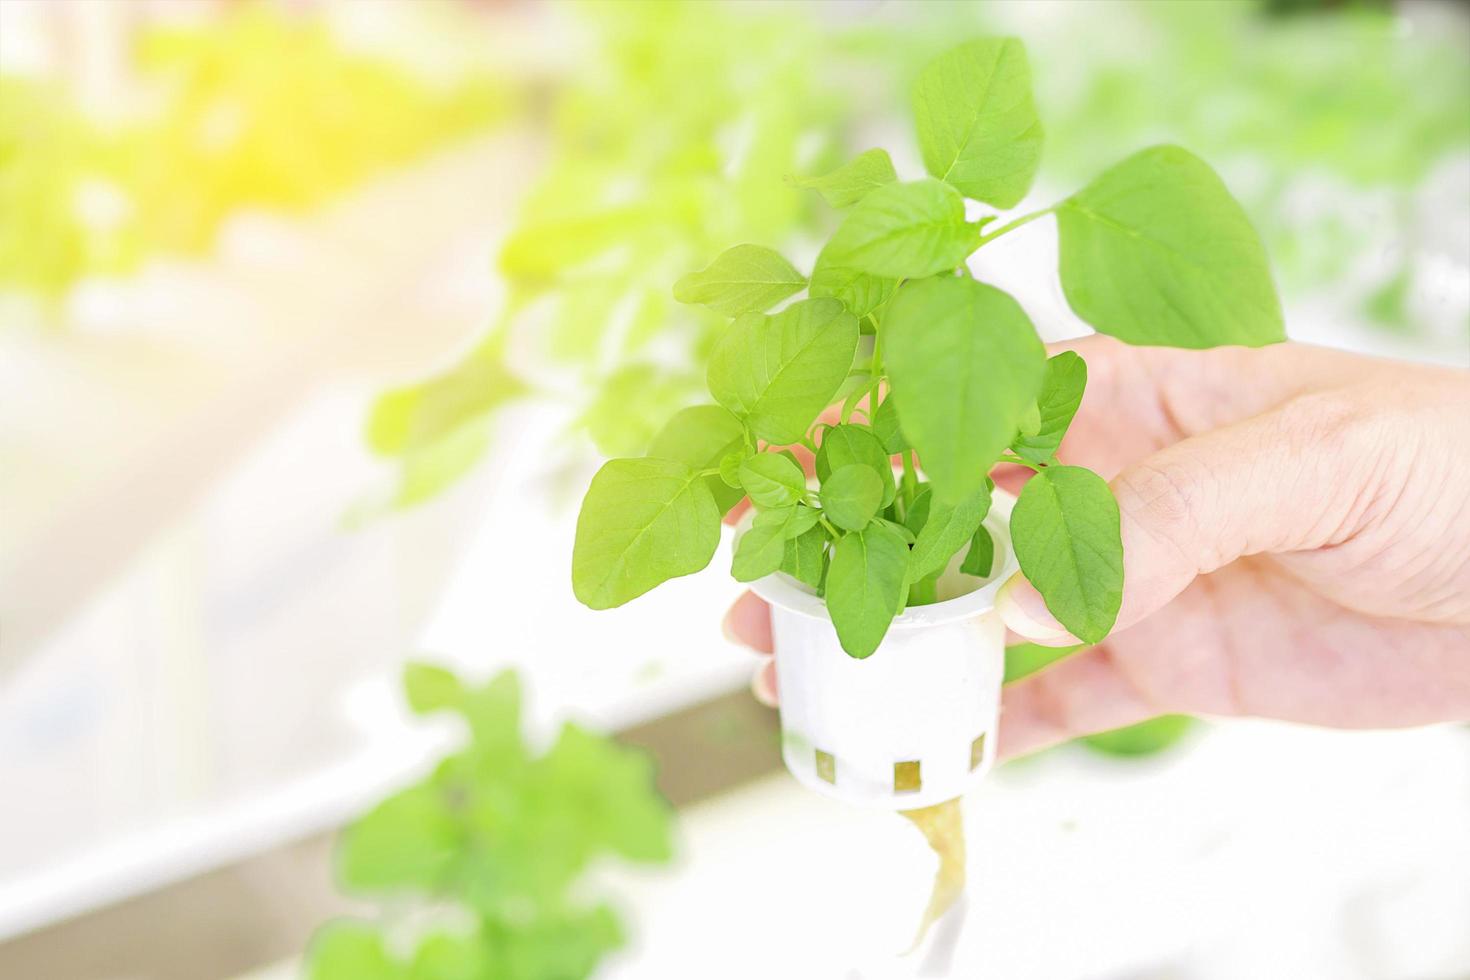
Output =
[
  {"x1": 1043, "y1": 337, "x2": 1377, "y2": 480},
  {"x1": 751, "y1": 658, "x2": 778, "y2": 707},
  {"x1": 997, "y1": 645, "x2": 1158, "y2": 759},
  {"x1": 723, "y1": 590, "x2": 773, "y2": 652},
  {"x1": 1001, "y1": 389, "x2": 1380, "y2": 642},
  {"x1": 724, "y1": 590, "x2": 776, "y2": 706}
]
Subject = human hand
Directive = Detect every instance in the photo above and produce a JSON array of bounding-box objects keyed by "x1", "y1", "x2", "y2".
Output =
[{"x1": 723, "y1": 337, "x2": 1470, "y2": 758}]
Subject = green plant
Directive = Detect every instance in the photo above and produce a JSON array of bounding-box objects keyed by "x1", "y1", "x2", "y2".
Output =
[
  {"x1": 365, "y1": 0, "x2": 858, "y2": 506},
  {"x1": 304, "y1": 664, "x2": 673, "y2": 980},
  {"x1": 571, "y1": 37, "x2": 1282, "y2": 658}
]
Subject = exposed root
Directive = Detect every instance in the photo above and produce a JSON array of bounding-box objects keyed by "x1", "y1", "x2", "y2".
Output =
[{"x1": 900, "y1": 796, "x2": 966, "y2": 953}]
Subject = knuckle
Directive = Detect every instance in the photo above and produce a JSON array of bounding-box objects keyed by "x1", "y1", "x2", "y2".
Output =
[
  {"x1": 1114, "y1": 456, "x2": 1206, "y2": 543},
  {"x1": 1274, "y1": 389, "x2": 1376, "y2": 459}
]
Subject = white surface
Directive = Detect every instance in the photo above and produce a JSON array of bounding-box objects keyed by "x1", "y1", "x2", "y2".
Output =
[
  {"x1": 602, "y1": 721, "x2": 1470, "y2": 980},
  {"x1": 754, "y1": 493, "x2": 1018, "y2": 810},
  {"x1": 0, "y1": 389, "x2": 755, "y2": 941}
]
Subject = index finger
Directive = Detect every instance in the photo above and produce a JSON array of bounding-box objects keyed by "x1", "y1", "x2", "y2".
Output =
[{"x1": 1048, "y1": 335, "x2": 1377, "y2": 479}]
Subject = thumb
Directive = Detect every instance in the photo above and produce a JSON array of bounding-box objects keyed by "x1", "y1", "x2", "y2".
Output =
[{"x1": 999, "y1": 392, "x2": 1371, "y2": 642}]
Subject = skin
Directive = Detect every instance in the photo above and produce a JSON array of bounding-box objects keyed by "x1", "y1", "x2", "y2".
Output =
[{"x1": 722, "y1": 337, "x2": 1470, "y2": 759}]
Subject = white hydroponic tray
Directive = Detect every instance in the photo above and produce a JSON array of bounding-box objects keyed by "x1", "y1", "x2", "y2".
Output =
[{"x1": 600, "y1": 721, "x2": 1470, "y2": 980}]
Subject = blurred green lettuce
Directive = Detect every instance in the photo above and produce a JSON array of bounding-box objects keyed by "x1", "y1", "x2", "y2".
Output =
[{"x1": 305, "y1": 664, "x2": 674, "y2": 980}]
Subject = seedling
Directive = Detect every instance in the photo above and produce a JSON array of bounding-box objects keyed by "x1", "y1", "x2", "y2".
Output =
[
  {"x1": 304, "y1": 664, "x2": 673, "y2": 980},
  {"x1": 572, "y1": 36, "x2": 1281, "y2": 658}
]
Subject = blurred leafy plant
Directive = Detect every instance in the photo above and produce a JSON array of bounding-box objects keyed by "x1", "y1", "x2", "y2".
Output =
[
  {"x1": 0, "y1": 4, "x2": 509, "y2": 319},
  {"x1": 367, "y1": 0, "x2": 853, "y2": 504},
  {"x1": 1041, "y1": 1, "x2": 1469, "y2": 190},
  {"x1": 854, "y1": 0, "x2": 1469, "y2": 332},
  {"x1": 934, "y1": 0, "x2": 1464, "y2": 329},
  {"x1": 1047, "y1": 0, "x2": 1470, "y2": 333},
  {"x1": 305, "y1": 664, "x2": 674, "y2": 980},
  {"x1": 125, "y1": 6, "x2": 509, "y2": 254},
  {"x1": 0, "y1": 77, "x2": 140, "y2": 308}
]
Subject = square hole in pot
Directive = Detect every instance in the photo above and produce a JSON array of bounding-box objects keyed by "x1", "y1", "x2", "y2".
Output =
[
  {"x1": 970, "y1": 733, "x2": 987, "y2": 771},
  {"x1": 894, "y1": 760, "x2": 921, "y2": 793},
  {"x1": 815, "y1": 748, "x2": 836, "y2": 784}
]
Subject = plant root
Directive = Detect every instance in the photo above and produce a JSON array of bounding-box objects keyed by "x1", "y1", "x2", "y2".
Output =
[{"x1": 900, "y1": 796, "x2": 966, "y2": 953}]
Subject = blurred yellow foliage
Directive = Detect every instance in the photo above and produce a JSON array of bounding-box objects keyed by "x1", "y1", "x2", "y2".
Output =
[{"x1": 0, "y1": 4, "x2": 510, "y2": 313}]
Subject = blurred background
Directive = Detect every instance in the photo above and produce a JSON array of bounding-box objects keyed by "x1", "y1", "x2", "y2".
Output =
[{"x1": 1, "y1": 1, "x2": 1467, "y2": 978}]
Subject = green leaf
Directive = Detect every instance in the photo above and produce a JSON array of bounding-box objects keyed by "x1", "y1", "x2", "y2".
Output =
[
  {"x1": 407, "y1": 932, "x2": 494, "y2": 980},
  {"x1": 306, "y1": 922, "x2": 402, "y2": 980},
  {"x1": 1056, "y1": 145, "x2": 1285, "y2": 348},
  {"x1": 1012, "y1": 351, "x2": 1087, "y2": 464},
  {"x1": 1017, "y1": 401, "x2": 1041, "y2": 437},
  {"x1": 907, "y1": 568, "x2": 941, "y2": 607},
  {"x1": 913, "y1": 38, "x2": 1043, "y2": 209},
  {"x1": 732, "y1": 520, "x2": 788, "y2": 581},
  {"x1": 820, "y1": 464, "x2": 885, "y2": 531},
  {"x1": 826, "y1": 523, "x2": 910, "y2": 658},
  {"x1": 1009, "y1": 466, "x2": 1123, "y2": 644},
  {"x1": 809, "y1": 242, "x2": 898, "y2": 320},
  {"x1": 780, "y1": 503, "x2": 822, "y2": 538},
  {"x1": 580, "y1": 363, "x2": 699, "y2": 458},
  {"x1": 385, "y1": 420, "x2": 492, "y2": 512},
  {"x1": 403, "y1": 663, "x2": 463, "y2": 715},
  {"x1": 739, "y1": 452, "x2": 806, "y2": 508},
  {"x1": 367, "y1": 345, "x2": 525, "y2": 457},
  {"x1": 903, "y1": 485, "x2": 933, "y2": 537},
  {"x1": 839, "y1": 372, "x2": 875, "y2": 423},
  {"x1": 781, "y1": 526, "x2": 827, "y2": 589},
  {"x1": 706, "y1": 299, "x2": 859, "y2": 444},
  {"x1": 791, "y1": 148, "x2": 897, "y2": 208},
  {"x1": 499, "y1": 907, "x2": 626, "y2": 980},
  {"x1": 879, "y1": 517, "x2": 917, "y2": 546},
  {"x1": 883, "y1": 276, "x2": 1046, "y2": 503},
  {"x1": 1083, "y1": 715, "x2": 1194, "y2": 757},
  {"x1": 649, "y1": 404, "x2": 747, "y2": 513},
  {"x1": 815, "y1": 423, "x2": 895, "y2": 506},
  {"x1": 824, "y1": 179, "x2": 981, "y2": 279},
  {"x1": 1003, "y1": 641, "x2": 1083, "y2": 683},
  {"x1": 673, "y1": 244, "x2": 806, "y2": 316},
  {"x1": 960, "y1": 524, "x2": 994, "y2": 578},
  {"x1": 499, "y1": 207, "x2": 647, "y2": 279},
  {"x1": 908, "y1": 482, "x2": 992, "y2": 581},
  {"x1": 338, "y1": 784, "x2": 458, "y2": 893},
  {"x1": 572, "y1": 458, "x2": 721, "y2": 609},
  {"x1": 537, "y1": 722, "x2": 674, "y2": 863},
  {"x1": 718, "y1": 449, "x2": 746, "y2": 489},
  {"x1": 872, "y1": 396, "x2": 909, "y2": 453}
]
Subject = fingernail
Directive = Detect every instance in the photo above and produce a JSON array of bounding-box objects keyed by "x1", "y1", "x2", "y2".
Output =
[
  {"x1": 750, "y1": 659, "x2": 778, "y2": 708},
  {"x1": 996, "y1": 573, "x2": 1071, "y2": 641}
]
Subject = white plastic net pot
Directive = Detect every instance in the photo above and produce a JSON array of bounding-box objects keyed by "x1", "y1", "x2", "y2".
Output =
[{"x1": 747, "y1": 490, "x2": 1018, "y2": 810}]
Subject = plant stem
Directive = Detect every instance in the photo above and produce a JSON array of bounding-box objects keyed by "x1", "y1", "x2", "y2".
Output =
[
  {"x1": 901, "y1": 449, "x2": 918, "y2": 505},
  {"x1": 974, "y1": 206, "x2": 1055, "y2": 248},
  {"x1": 997, "y1": 453, "x2": 1044, "y2": 471}
]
